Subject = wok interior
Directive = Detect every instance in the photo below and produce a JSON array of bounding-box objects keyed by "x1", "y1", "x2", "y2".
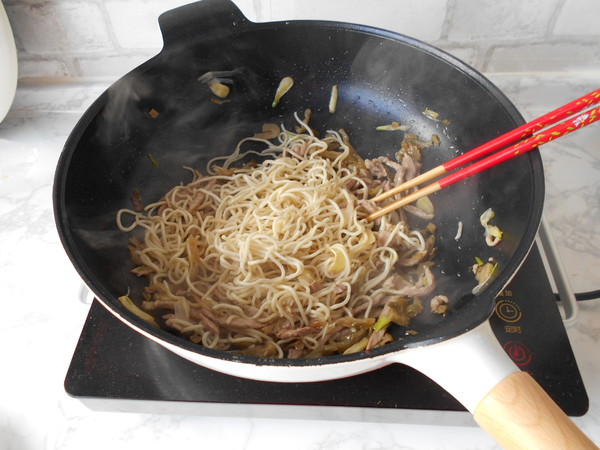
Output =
[{"x1": 55, "y1": 5, "x2": 543, "y2": 365}]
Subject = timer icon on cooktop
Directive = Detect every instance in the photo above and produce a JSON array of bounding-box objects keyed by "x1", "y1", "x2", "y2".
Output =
[{"x1": 495, "y1": 299, "x2": 522, "y2": 323}]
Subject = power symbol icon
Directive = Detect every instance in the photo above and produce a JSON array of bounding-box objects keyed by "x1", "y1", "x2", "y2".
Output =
[{"x1": 503, "y1": 341, "x2": 532, "y2": 367}]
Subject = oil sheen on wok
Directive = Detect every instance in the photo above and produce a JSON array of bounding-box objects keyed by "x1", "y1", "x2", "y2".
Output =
[{"x1": 116, "y1": 114, "x2": 448, "y2": 359}]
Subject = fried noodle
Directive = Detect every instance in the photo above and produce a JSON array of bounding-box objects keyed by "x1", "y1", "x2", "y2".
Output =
[{"x1": 116, "y1": 118, "x2": 436, "y2": 358}]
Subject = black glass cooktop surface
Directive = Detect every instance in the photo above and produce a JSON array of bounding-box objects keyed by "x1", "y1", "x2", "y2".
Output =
[{"x1": 65, "y1": 244, "x2": 589, "y2": 417}]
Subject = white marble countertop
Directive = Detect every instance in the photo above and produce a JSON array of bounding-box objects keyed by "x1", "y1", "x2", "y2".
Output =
[{"x1": 0, "y1": 72, "x2": 598, "y2": 449}]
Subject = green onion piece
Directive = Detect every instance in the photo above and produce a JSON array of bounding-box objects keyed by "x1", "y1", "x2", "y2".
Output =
[
  {"x1": 488, "y1": 225, "x2": 503, "y2": 239},
  {"x1": 475, "y1": 256, "x2": 484, "y2": 266},
  {"x1": 373, "y1": 315, "x2": 392, "y2": 332},
  {"x1": 148, "y1": 153, "x2": 160, "y2": 168},
  {"x1": 491, "y1": 262, "x2": 499, "y2": 275}
]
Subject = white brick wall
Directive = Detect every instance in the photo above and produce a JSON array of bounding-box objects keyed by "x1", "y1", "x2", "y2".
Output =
[
  {"x1": 8, "y1": 1, "x2": 113, "y2": 54},
  {"x1": 554, "y1": 0, "x2": 600, "y2": 36},
  {"x1": 446, "y1": 0, "x2": 560, "y2": 41},
  {"x1": 242, "y1": 0, "x2": 448, "y2": 42},
  {"x1": 4, "y1": 0, "x2": 600, "y2": 80},
  {"x1": 103, "y1": 0, "x2": 189, "y2": 49},
  {"x1": 487, "y1": 42, "x2": 600, "y2": 73}
]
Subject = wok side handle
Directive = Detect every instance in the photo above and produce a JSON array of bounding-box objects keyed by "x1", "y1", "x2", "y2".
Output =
[
  {"x1": 474, "y1": 371, "x2": 598, "y2": 450},
  {"x1": 157, "y1": 0, "x2": 249, "y2": 50}
]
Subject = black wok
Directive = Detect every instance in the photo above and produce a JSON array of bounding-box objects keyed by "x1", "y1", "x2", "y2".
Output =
[{"x1": 53, "y1": 1, "x2": 596, "y2": 447}]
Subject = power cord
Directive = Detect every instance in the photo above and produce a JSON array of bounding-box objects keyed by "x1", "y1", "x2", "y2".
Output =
[{"x1": 555, "y1": 289, "x2": 600, "y2": 302}]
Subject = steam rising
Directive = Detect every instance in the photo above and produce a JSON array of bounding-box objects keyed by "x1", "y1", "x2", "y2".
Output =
[{"x1": 60, "y1": 15, "x2": 541, "y2": 351}]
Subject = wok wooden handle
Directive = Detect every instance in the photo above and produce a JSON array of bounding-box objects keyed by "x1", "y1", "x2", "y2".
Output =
[{"x1": 474, "y1": 371, "x2": 598, "y2": 449}]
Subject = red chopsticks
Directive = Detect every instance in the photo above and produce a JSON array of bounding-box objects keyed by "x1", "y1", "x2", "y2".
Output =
[{"x1": 366, "y1": 89, "x2": 600, "y2": 222}]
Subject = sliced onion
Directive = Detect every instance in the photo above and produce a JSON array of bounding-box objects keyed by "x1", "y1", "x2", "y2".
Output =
[
  {"x1": 329, "y1": 85, "x2": 338, "y2": 113},
  {"x1": 471, "y1": 261, "x2": 499, "y2": 295},
  {"x1": 416, "y1": 195, "x2": 435, "y2": 215},
  {"x1": 423, "y1": 108, "x2": 439, "y2": 120},
  {"x1": 343, "y1": 337, "x2": 369, "y2": 355},
  {"x1": 173, "y1": 298, "x2": 191, "y2": 321},
  {"x1": 326, "y1": 244, "x2": 350, "y2": 277},
  {"x1": 480, "y1": 207, "x2": 503, "y2": 246},
  {"x1": 272, "y1": 76, "x2": 294, "y2": 107}
]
